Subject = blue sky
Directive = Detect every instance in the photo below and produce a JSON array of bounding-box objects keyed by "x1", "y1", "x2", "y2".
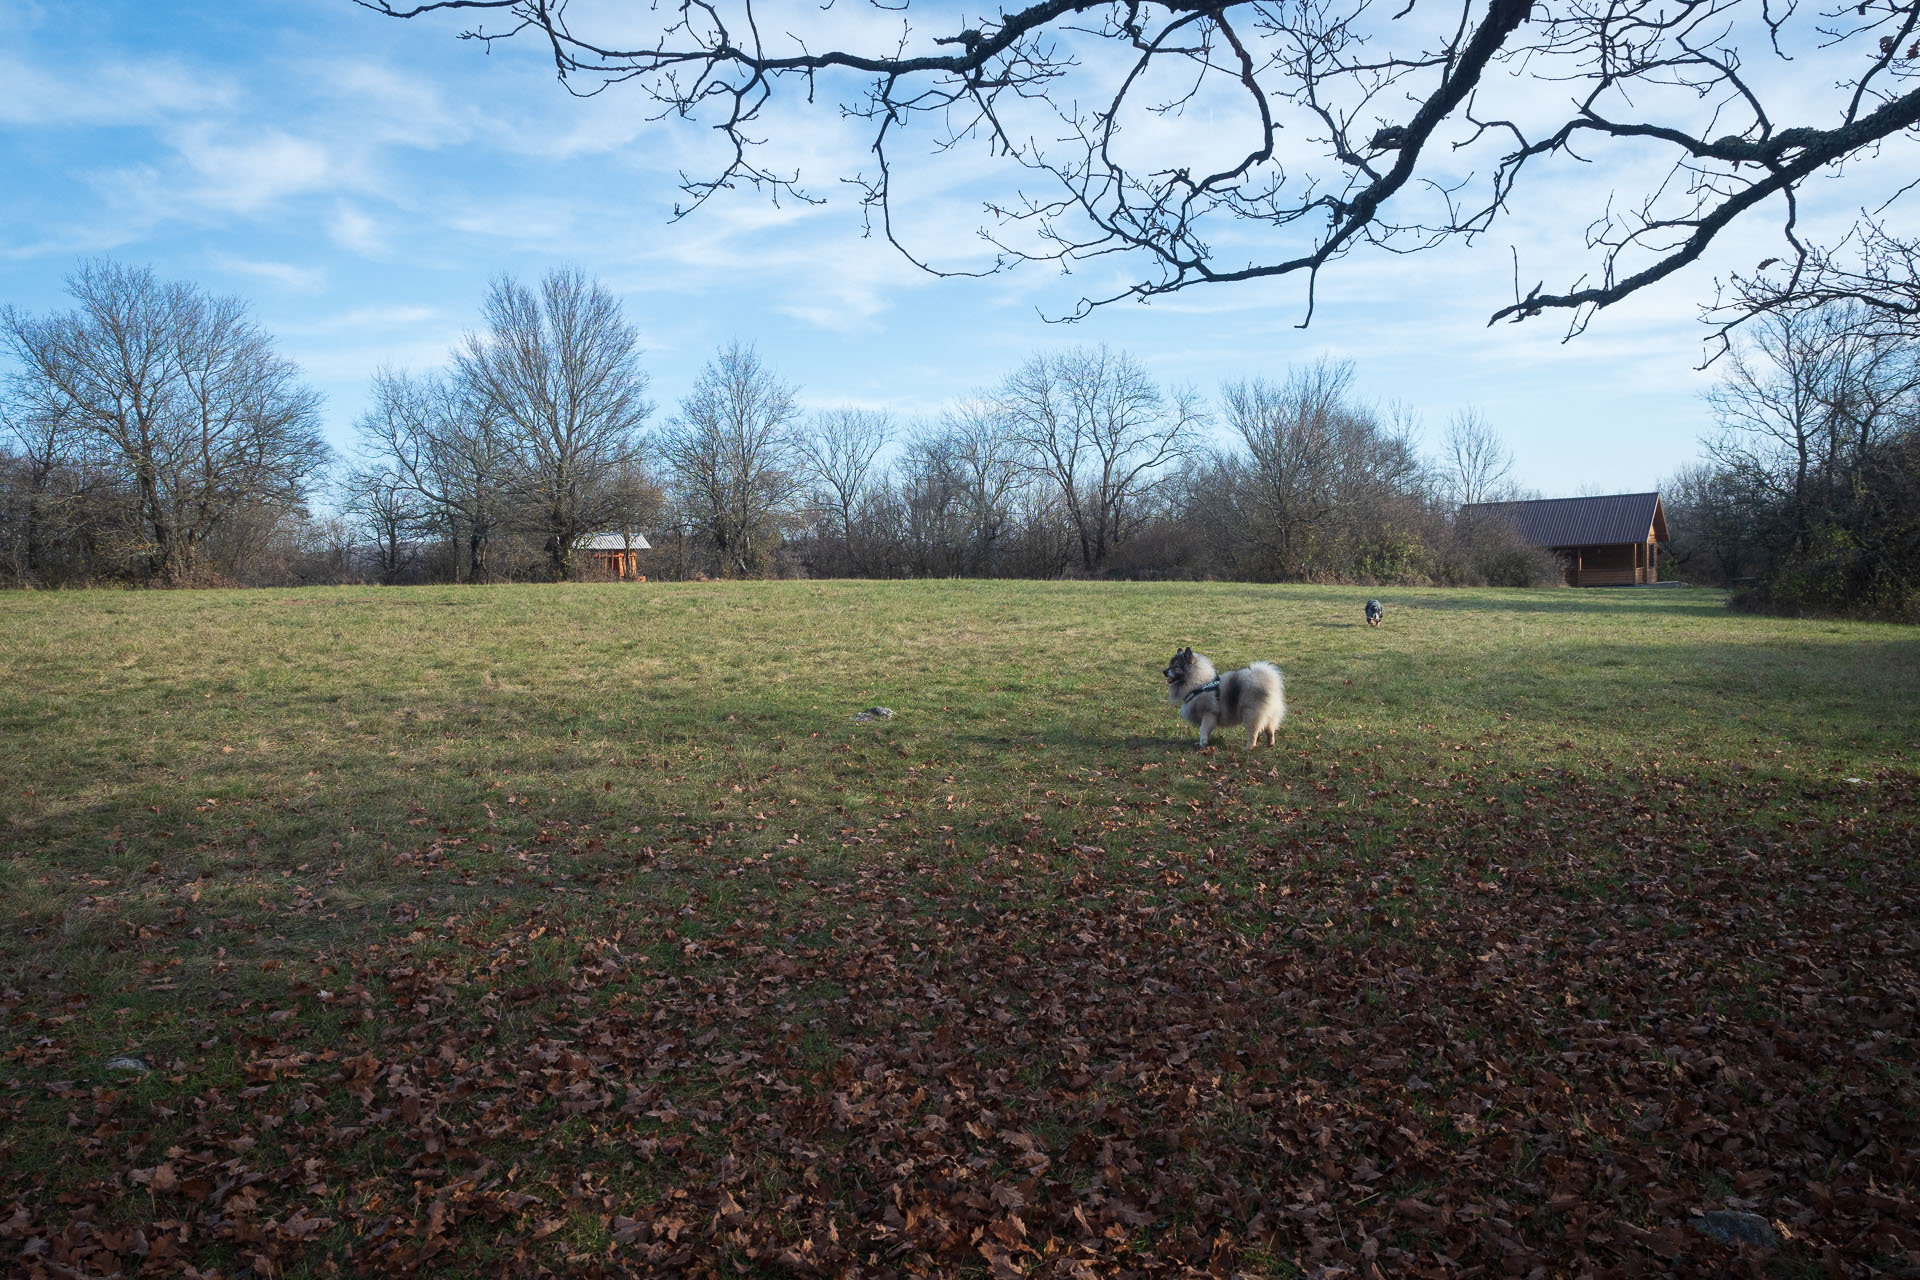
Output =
[{"x1": 0, "y1": 0, "x2": 1888, "y2": 496}]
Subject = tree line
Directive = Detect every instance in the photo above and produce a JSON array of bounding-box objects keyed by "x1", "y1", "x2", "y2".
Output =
[
  {"x1": 0, "y1": 261, "x2": 329, "y2": 587},
  {"x1": 1, "y1": 260, "x2": 1559, "y2": 591},
  {"x1": 9, "y1": 259, "x2": 1913, "y2": 616},
  {"x1": 350, "y1": 329, "x2": 1555, "y2": 589},
  {"x1": 1663, "y1": 303, "x2": 1920, "y2": 621}
]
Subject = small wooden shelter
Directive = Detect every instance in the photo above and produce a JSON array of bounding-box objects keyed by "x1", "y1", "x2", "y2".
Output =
[
  {"x1": 575, "y1": 532, "x2": 652, "y2": 580},
  {"x1": 1460, "y1": 492, "x2": 1669, "y2": 586}
]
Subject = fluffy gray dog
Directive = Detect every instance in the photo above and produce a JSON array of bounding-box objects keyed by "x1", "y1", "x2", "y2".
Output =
[{"x1": 1162, "y1": 647, "x2": 1286, "y2": 748}]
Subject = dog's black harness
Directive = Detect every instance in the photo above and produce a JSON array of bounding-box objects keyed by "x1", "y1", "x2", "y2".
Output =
[{"x1": 1182, "y1": 678, "x2": 1220, "y2": 704}]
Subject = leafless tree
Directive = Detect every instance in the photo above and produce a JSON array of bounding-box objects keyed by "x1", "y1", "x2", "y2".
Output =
[
  {"x1": 1708, "y1": 304, "x2": 1920, "y2": 542},
  {"x1": 456, "y1": 269, "x2": 653, "y2": 579},
  {"x1": 1697, "y1": 302, "x2": 1920, "y2": 613},
  {"x1": 796, "y1": 407, "x2": 892, "y2": 572},
  {"x1": 359, "y1": 0, "x2": 1920, "y2": 336},
  {"x1": 938, "y1": 397, "x2": 1028, "y2": 576},
  {"x1": 358, "y1": 366, "x2": 511, "y2": 582},
  {"x1": 1661, "y1": 459, "x2": 1767, "y2": 583},
  {"x1": 999, "y1": 345, "x2": 1201, "y2": 572},
  {"x1": 1, "y1": 260, "x2": 328, "y2": 584},
  {"x1": 1715, "y1": 219, "x2": 1920, "y2": 350},
  {"x1": 337, "y1": 463, "x2": 427, "y2": 584},
  {"x1": 1437, "y1": 409, "x2": 1515, "y2": 510},
  {"x1": 879, "y1": 398, "x2": 1031, "y2": 577},
  {"x1": 0, "y1": 402, "x2": 82, "y2": 584},
  {"x1": 1216, "y1": 358, "x2": 1426, "y2": 578},
  {"x1": 660, "y1": 341, "x2": 802, "y2": 577},
  {"x1": 1709, "y1": 311, "x2": 1854, "y2": 528},
  {"x1": 893, "y1": 431, "x2": 969, "y2": 578},
  {"x1": 584, "y1": 455, "x2": 667, "y2": 564}
]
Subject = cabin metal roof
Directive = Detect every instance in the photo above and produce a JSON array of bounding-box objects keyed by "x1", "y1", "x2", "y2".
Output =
[
  {"x1": 576, "y1": 533, "x2": 652, "y2": 551},
  {"x1": 1459, "y1": 492, "x2": 1666, "y2": 548}
]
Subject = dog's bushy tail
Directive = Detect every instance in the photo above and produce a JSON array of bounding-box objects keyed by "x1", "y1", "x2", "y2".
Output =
[{"x1": 1247, "y1": 661, "x2": 1286, "y2": 721}]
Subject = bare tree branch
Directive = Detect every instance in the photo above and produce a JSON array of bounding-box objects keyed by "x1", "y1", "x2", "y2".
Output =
[{"x1": 358, "y1": 0, "x2": 1920, "y2": 331}]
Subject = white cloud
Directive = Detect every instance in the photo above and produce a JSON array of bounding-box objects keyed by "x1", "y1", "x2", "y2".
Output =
[
  {"x1": 278, "y1": 304, "x2": 449, "y2": 337},
  {"x1": 328, "y1": 204, "x2": 387, "y2": 257},
  {"x1": 0, "y1": 52, "x2": 239, "y2": 126},
  {"x1": 210, "y1": 255, "x2": 327, "y2": 291},
  {"x1": 171, "y1": 126, "x2": 339, "y2": 214},
  {"x1": 307, "y1": 58, "x2": 471, "y2": 150}
]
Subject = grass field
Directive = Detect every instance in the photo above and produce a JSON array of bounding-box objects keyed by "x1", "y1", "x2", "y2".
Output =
[{"x1": 2, "y1": 581, "x2": 1916, "y2": 1278}]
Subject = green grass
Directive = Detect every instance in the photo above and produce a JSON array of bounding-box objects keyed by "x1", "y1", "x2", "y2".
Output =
[{"x1": 2, "y1": 581, "x2": 1916, "y2": 1278}]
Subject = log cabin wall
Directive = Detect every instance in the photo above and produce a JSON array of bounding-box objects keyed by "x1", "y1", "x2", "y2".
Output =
[{"x1": 1560, "y1": 539, "x2": 1659, "y2": 586}]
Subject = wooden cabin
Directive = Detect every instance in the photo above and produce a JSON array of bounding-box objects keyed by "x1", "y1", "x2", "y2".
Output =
[
  {"x1": 575, "y1": 532, "x2": 652, "y2": 580},
  {"x1": 1459, "y1": 492, "x2": 1668, "y2": 586}
]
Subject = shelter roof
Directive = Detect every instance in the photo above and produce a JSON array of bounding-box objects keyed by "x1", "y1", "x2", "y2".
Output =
[
  {"x1": 576, "y1": 532, "x2": 652, "y2": 551},
  {"x1": 1460, "y1": 493, "x2": 1666, "y2": 547}
]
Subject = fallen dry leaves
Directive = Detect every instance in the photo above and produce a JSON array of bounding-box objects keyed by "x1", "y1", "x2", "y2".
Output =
[{"x1": 3, "y1": 765, "x2": 1916, "y2": 1278}]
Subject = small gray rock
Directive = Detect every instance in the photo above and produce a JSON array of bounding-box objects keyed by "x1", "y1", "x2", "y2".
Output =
[
  {"x1": 104, "y1": 1057, "x2": 149, "y2": 1075},
  {"x1": 1690, "y1": 1210, "x2": 1779, "y2": 1249},
  {"x1": 850, "y1": 706, "x2": 896, "y2": 722}
]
